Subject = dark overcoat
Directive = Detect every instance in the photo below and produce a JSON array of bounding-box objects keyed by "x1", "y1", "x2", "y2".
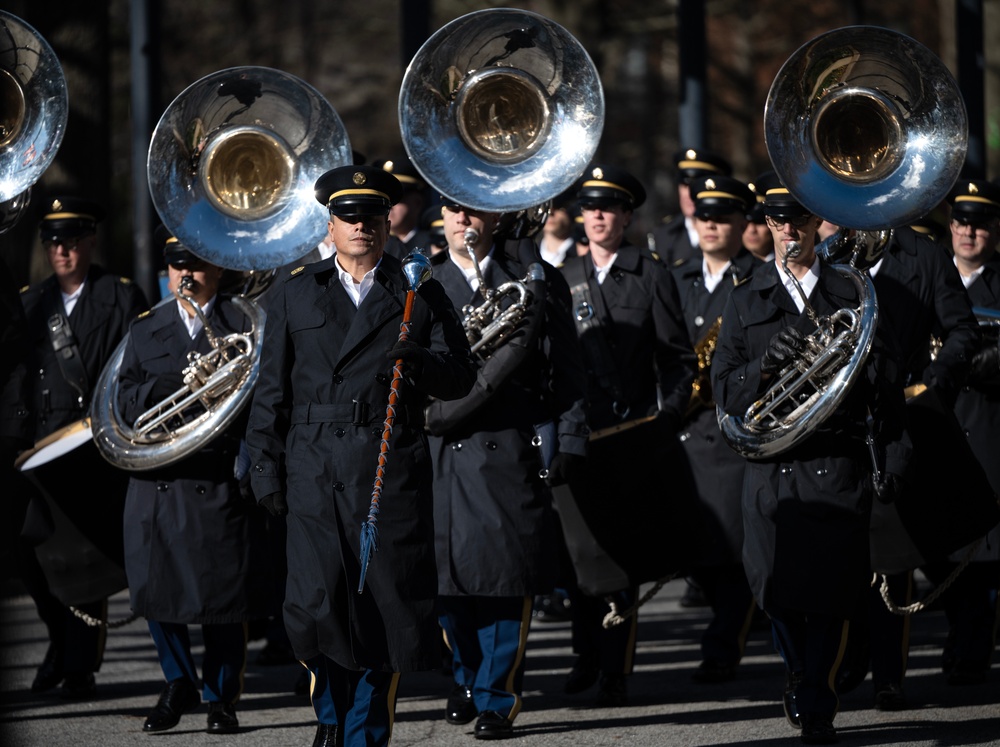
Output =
[
  {"x1": 872, "y1": 227, "x2": 979, "y2": 401},
  {"x1": 245, "y1": 252, "x2": 475, "y2": 673},
  {"x1": 21, "y1": 264, "x2": 148, "y2": 438},
  {"x1": 711, "y1": 260, "x2": 909, "y2": 617},
  {"x1": 672, "y1": 250, "x2": 758, "y2": 565},
  {"x1": 425, "y1": 240, "x2": 589, "y2": 597},
  {"x1": 556, "y1": 246, "x2": 703, "y2": 589},
  {"x1": 952, "y1": 254, "x2": 1000, "y2": 562},
  {"x1": 20, "y1": 264, "x2": 148, "y2": 600},
  {"x1": 118, "y1": 295, "x2": 273, "y2": 624}
]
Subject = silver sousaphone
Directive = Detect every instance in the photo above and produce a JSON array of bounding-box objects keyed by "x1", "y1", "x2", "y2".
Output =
[
  {"x1": 399, "y1": 8, "x2": 604, "y2": 215},
  {"x1": 0, "y1": 10, "x2": 68, "y2": 230},
  {"x1": 718, "y1": 26, "x2": 968, "y2": 459},
  {"x1": 89, "y1": 67, "x2": 352, "y2": 471}
]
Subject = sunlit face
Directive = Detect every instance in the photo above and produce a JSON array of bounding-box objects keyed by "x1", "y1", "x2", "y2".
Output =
[
  {"x1": 44, "y1": 232, "x2": 95, "y2": 283},
  {"x1": 167, "y1": 258, "x2": 225, "y2": 309},
  {"x1": 329, "y1": 214, "x2": 389, "y2": 260},
  {"x1": 950, "y1": 216, "x2": 999, "y2": 268},
  {"x1": 581, "y1": 203, "x2": 630, "y2": 248},
  {"x1": 742, "y1": 221, "x2": 774, "y2": 260},
  {"x1": 694, "y1": 212, "x2": 746, "y2": 256},
  {"x1": 765, "y1": 213, "x2": 822, "y2": 263},
  {"x1": 441, "y1": 205, "x2": 499, "y2": 258}
]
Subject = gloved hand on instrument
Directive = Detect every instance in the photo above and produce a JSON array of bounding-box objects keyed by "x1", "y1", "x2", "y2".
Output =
[
  {"x1": 967, "y1": 346, "x2": 1000, "y2": 387},
  {"x1": 259, "y1": 492, "x2": 288, "y2": 517},
  {"x1": 874, "y1": 472, "x2": 905, "y2": 505},
  {"x1": 761, "y1": 326, "x2": 806, "y2": 376}
]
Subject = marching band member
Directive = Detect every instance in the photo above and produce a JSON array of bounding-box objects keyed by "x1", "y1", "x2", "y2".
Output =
[
  {"x1": 671, "y1": 175, "x2": 761, "y2": 684},
  {"x1": 711, "y1": 174, "x2": 910, "y2": 744},
  {"x1": 245, "y1": 164, "x2": 475, "y2": 747},
  {"x1": 118, "y1": 228, "x2": 272, "y2": 734},
  {"x1": 425, "y1": 198, "x2": 587, "y2": 739}
]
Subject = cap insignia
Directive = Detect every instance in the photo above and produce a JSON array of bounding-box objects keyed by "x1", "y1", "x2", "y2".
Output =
[
  {"x1": 52, "y1": 199, "x2": 62, "y2": 211},
  {"x1": 592, "y1": 167, "x2": 604, "y2": 180},
  {"x1": 353, "y1": 172, "x2": 367, "y2": 186},
  {"x1": 969, "y1": 182, "x2": 979, "y2": 194},
  {"x1": 705, "y1": 178, "x2": 716, "y2": 190},
  {"x1": 686, "y1": 149, "x2": 697, "y2": 159},
  {"x1": 383, "y1": 160, "x2": 395, "y2": 173}
]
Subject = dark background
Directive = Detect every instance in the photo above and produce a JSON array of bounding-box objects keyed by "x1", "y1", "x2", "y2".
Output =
[{"x1": 2, "y1": 0, "x2": 997, "y2": 303}]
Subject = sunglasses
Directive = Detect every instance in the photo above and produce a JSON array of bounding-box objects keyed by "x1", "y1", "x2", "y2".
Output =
[{"x1": 765, "y1": 214, "x2": 814, "y2": 229}]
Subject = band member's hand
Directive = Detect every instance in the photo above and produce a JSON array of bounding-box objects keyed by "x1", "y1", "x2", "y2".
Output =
[
  {"x1": 546, "y1": 452, "x2": 586, "y2": 487},
  {"x1": 259, "y1": 492, "x2": 288, "y2": 516},
  {"x1": 387, "y1": 339, "x2": 430, "y2": 377},
  {"x1": 761, "y1": 326, "x2": 806, "y2": 376},
  {"x1": 967, "y1": 346, "x2": 1000, "y2": 386},
  {"x1": 874, "y1": 473, "x2": 904, "y2": 505},
  {"x1": 150, "y1": 370, "x2": 186, "y2": 401}
]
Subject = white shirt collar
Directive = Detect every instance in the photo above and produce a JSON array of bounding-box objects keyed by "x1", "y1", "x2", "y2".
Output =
[
  {"x1": 450, "y1": 248, "x2": 493, "y2": 293},
  {"x1": 61, "y1": 279, "x2": 86, "y2": 316},
  {"x1": 953, "y1": 255, "x2": 985, "y2": 289},
  {"x1": 776, "y1": 256, "x2": 821, "y2": 314},
  {"x1": 175, "y1": 295, "x2": 216, "y2": 339},
  {"x1": 337, "y1": 256, "x2": 381, "y2": 307},
  {"x1": 702, "y1": 258, "x2": 732, "y2": 294}
]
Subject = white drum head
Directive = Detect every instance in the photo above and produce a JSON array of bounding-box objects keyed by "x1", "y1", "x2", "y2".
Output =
[{"x1": 16, "y1": 418, "x2": 94, "y2": 472}]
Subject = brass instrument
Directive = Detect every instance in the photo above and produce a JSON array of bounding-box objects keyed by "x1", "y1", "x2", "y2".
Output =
[
  {"x1": 0, "y1": 11, "x2": 68, "y2": 230},
  {"x1": 92, "y1": 67, "x2": 352, "y2": 470},
  {"x1": 686, "y1": 316, "x2": 722, "y2": 418},
  {"x1": 399, "y1": 9, "x2": 602, "y2": 358},
  {"x1": 398, "y1": 8, "x2": 603, "y2": 214},
  {"x1": 459, "y1": 227, "x2": 546, "y2": 359},
  {"x1": 718, "y1": 27, "x2": 967, "y2": 459}
]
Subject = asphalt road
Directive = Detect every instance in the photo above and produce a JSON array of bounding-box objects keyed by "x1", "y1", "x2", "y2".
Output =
[{"x1": 1, "y1": 576, "x2": 998, "y2": 746}]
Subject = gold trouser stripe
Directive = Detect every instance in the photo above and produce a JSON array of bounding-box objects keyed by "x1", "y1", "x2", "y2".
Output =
[
  {"x1": 826, "y1": 620, "x2": 850, "y2": 717},
  {"x1": 503, "y1": 597, "x2": 533, "y2": 722},
  {"x1": 385, "y1": 672, "x2": 401, "y2": 744},
  {"x1": 300, "y1": 659, "x2": 316, "y2": 701}
]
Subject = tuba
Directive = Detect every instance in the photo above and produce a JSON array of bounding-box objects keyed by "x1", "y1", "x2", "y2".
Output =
[
  {"x1": 92, "y1": 67, "x2": 352, "y2": 470},
  {"x1": 399, "y1": 8, "x2": 603, "y2": 357},
  {"x1": 0, "y1": 11, "x2": 68, "y2": 230},
  {"x1": 718, "y1": 27, "x2": 967, "y2": 459}
]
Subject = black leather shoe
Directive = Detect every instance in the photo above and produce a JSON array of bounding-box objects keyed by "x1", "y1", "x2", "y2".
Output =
[
  {"x1": 595, "y1": 673, "x2": 627, "y2": 707},
  {"x1": 783, "y1": 672, "x2": 802, "y2": 729},
  {"x1": 800, "y1": 714, "x2": 837, "y2": 744},
  {"x1": 31, "y1": 644, "x2": 65, "y2": 693},
  {"x1": 142, "y1": 678, "x2": 201, "y2": 732},
  {"x1": 445, "y1": 685, "x2": 477, "y2": 725},
  {"x1": 474, "y1": 710, "x2": 513, "y2": 740},
  {"x1": 60, "y1": 672, "x2": 96, "y2": 700},
  {"x1": 206, "y1": 702, "x2": 239, "y2": 734},
  {"x1": 873, "y1": 682, "x2": 907, "y2": 711},
  {"x1": 564, "y1": 656, "x2": 599, "y2": 694},
  {"x1": 691, "y1": 660, "x2": 736, "y2": 683},
  {"x1": 312, "y1": 723, "x2": 337, "y2": 747}
]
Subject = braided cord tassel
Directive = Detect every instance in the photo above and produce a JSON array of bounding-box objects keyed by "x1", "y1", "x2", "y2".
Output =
[{"x1": 358, "y1": 309, "x2": 414, "y2": 593}]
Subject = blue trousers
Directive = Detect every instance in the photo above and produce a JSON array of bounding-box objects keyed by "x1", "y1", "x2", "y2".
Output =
[
  {"x1": 438, "y1": 595, "x2": 532, "y2": 720},
  {"x1": 147, "y1": 620, "x2": 247, "y2": 704},
  {"x1": 304, "y1": 656, "x2": 399, "y2": 747},
  {"x1": 770, "y1": 610, "x2": 848, "y2": 719}
]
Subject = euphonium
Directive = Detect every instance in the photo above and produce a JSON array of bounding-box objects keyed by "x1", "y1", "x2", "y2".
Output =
[
  {"x1": 459, "y1": 228, "x2": 545, "y2": 359},
  {"x1": 91, "y1": 277, "x2": 265, "y2": 470}
]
